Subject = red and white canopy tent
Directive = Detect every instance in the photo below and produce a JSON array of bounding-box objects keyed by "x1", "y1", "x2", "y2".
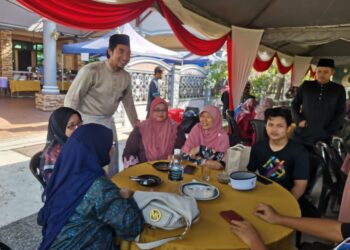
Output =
[{"x1": 17, "y1": 0, "x2": 350, "y2": 108}]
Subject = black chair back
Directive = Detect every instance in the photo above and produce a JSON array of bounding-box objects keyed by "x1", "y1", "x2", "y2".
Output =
[
  {"x1": 250, "y1": 119, "x2": 266, "y2": 144},
  {"x1": 314, "y1": 142, "x2": 345, "y2": 215},
  {"x1": 181, "y1": 107, "x2": 200, "y2": 133},
  {"x1": 29, "y1": 151, "x2": 46, "y2": 188},
  {"x1": 184, "y1": 106, "x2": 199, "y2": 114},
  {"x1": 0, "y1": 242, "x2": 12, "y2": 250},
  {"x1": 226, "y1": 110, "x2": 243, "y2": 146}
]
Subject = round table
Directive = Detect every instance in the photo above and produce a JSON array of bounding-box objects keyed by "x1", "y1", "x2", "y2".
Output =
[{"x1": 111, "y1": 162, "x2": 300, "y2": 250}]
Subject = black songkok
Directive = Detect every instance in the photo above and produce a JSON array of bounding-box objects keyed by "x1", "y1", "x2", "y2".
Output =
[
  {"x1": 109, "y1": 34, "x2": 130, "y2": 49},
  {"x1": 317, "y1": 58, "x2": 335, "y2": 68}
]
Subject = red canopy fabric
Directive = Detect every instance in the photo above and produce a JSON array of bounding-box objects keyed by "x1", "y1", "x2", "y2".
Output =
[
  {"x1": 158, "y1": 0, "x2": 229, "y2": 56},
  {"x1": 17, "y1": 0, "x2": 155, "y2": 30},
  {"x1": 275, "y1": 54, "x2": 293, "y2": 74},
  {"x1": 253, "y1": 55, "x2": 275, "y2": 72}
]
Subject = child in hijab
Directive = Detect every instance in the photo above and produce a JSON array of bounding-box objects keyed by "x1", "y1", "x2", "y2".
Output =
[
  {"x1": 182, "y1": 105, "x2": 230, "y2": 169},
  {"x1": 123, "y1": 97, "x2": 186, "y2": 168},
  {"x1": 40, "y1": 107, "x2": 82, "y2": 184}
]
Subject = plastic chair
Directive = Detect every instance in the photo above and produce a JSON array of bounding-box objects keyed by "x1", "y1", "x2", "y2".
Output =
[
  {"x1": 0, "y1": 76, "x2": 8, "y2": 96},
  {"x1": 184, "y1": 106, "x2": 199, "y2": 115},
  {"x1": 29, "y1": 151, "x2": 46, "y2": 188},
  {"x1": 250, "y1": 119, "x2": 266, "y2": 144},
  {"x1": 226, "y1": 110, "x2": 244, "y2": 146},
  {"x1": 0, "y1": 242, "x2": 12, "y2": 250},
  {"x1": 181, "y1": 107, "x2": 199, "y2": 134},
  {"x1": 314, "y1": 142, "x2": 345, "y2": 215}
]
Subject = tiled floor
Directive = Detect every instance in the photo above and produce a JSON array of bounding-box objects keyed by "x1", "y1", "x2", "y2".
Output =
[
  {"x1": 0, "y1": 96, "x2": 133, "y2": 249},
  {"x1": 0, "y1": 97, "x2": 49, "y2": 141}
]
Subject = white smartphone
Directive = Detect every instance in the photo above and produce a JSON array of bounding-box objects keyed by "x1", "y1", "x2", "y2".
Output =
[{"x1": 334, "y1": 237, "x2": 350, "y2": 250}]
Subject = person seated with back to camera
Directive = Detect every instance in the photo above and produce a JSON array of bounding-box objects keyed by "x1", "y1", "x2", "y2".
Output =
[
  {"x1": 181, "y1": 105, "x2": 230, "y2": 169},
  {"x1": 38, "y1": 124, "x2": 144, "y2": 250},
  {"x1": 40, "y1": 107, "x2": 82, "y2": 184},
  {"x1": 122, "y1": 97, "x2": 186, "y2": 168},
  {"x1": 247, "y1": 107, "x2": 316, "y2": 217}
]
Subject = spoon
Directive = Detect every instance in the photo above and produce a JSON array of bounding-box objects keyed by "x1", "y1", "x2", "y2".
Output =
[{"x1": 129, "y1": 176, "x2": 156, "y2": 185}]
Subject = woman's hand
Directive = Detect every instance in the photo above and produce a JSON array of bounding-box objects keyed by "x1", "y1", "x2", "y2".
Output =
[
  {"x1": 120, "y1": 188, "x2": 134, "y2": 199},
  {"x1": 205, "y1": 160, "x2": 224, "y2": 170},
  {"x1": 255, "y1": 203, "x2": 282, "y2": 224},
  {"x1": 230, "y1": 220, "x2": 266, "y2": 250},
  {"x1": 189, "y1": 146, "x2": 200, "y2": 158}
]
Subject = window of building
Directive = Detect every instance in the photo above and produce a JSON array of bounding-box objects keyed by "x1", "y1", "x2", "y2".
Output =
[{"x1": 12, "y1": 40, "x2": 43, "y2": 71}]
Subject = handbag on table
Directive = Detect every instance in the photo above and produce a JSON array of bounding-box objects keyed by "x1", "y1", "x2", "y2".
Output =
[
  {"x1": 133, "y1": 191, "x2": 200, "y2": 249},
  {"x1": 226, "y1": 144, "x2": 251, "y2": 174}
]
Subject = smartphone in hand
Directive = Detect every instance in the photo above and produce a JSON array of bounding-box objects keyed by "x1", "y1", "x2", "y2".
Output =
[
  {"x1": 256, "y1": 175, "x2": 273, "y2": 185},
  {"x1": 220, "y1": 210, "x2": 243, "y2": 223}
]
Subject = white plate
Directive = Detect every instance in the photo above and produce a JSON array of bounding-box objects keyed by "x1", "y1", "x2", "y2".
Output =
[{"x1": 180, "y1": 182, "x2": 220, "y2": 201}]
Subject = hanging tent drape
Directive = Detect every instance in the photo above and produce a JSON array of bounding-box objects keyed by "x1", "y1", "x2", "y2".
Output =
[
  {"x1": 230, "y1": 26, "x2": 264, "y2": 108},
  {"x1": 157, "y1": 0, "x2": 229, "y2": 56},
  {"x1": 18, "y1": 0, "x2": 313, "y2": 108},
  {"x1": 17, "y1": 0, "x2": 155, "y2": 30},
  {"x1": 291, "y1": 56, "x2": 313, "y2": 86}
]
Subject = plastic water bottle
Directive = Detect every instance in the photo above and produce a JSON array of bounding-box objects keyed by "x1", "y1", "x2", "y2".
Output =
[{"x1": 168, "y1": 149, "x2": 184, "y2": 181}]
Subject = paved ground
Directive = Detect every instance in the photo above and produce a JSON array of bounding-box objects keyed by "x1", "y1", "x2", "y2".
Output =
[
  {"x1": 0, "y1": 97, "x2": 49, "y2": 141},
  {"x1": 0, "y1": 96, "x2": 132, "y2": 249}
]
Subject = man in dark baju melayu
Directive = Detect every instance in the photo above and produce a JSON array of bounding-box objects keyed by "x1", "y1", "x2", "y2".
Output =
[{"x1": 292, "y1": 58, "x2": 346, "y2": 144}]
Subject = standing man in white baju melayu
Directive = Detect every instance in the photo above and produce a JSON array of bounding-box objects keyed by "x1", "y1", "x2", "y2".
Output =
[{"x1": 64, "y1": 34, "x2": 138, "y2": 176}]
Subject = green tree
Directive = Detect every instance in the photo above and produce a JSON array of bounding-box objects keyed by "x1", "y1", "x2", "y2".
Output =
[
  {"x1": 204, "y1": 61, "x2": 228, "y2": 97},
  {"x1": 249, "y1": 63, "x2": 283, "y2": 101}
]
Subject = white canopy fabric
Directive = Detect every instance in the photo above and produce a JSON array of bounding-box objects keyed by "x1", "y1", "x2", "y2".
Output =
[
  {"x1": 120, "y1": 23, "x2": 183, "y2": 60},
  {"x1": 291, "y1": 56, "x2": 313, "y2": 87},
  {"x1": 230, "y1": 26, "x2": 264, "y2": 107},
  {"x1": 62, "y1": 23, "x2": 183, "y2": 61}
]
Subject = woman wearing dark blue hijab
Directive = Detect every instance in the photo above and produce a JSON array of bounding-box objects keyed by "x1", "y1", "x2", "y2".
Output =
[{"x1": 38, "y1": 124, "x2": 144, "y2": 250}]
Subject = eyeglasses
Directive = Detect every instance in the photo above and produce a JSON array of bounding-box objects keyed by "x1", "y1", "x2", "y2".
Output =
[
  {"x1": 153, "y1": 109, "x2": 168, "y2": 113},
  {"x1": 66, "y1": 121, "x2": 83, "y2": 130}
]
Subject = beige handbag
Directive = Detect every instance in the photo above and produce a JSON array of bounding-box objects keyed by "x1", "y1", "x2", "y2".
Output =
[
  {"x1": 133, "y1": 191, "x2": 200, "y2": 249},
  {"x1": 225, "y1": 144, "x2": 251, "y2": 174}
]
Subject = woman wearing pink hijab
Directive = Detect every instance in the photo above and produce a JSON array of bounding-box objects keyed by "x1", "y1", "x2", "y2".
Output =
[
  {"x1": 182, "y1": 105, "x2": 230, "y2": 170},
  {"x1": 123, "y1": 97, "x2": 186, "y2": 168}
]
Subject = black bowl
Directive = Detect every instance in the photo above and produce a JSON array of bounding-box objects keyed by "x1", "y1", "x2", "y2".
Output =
[{"x1": 152, "y1": 161, "x2": 170, "y2": 172}]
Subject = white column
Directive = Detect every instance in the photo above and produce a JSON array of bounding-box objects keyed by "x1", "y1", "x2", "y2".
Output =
[
  {"x1": 170, "y1": 65, "x2": 181, "y2": 107},
  {"x1": 42, "y1": 19, "x2": 59, "y2": 94}
]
